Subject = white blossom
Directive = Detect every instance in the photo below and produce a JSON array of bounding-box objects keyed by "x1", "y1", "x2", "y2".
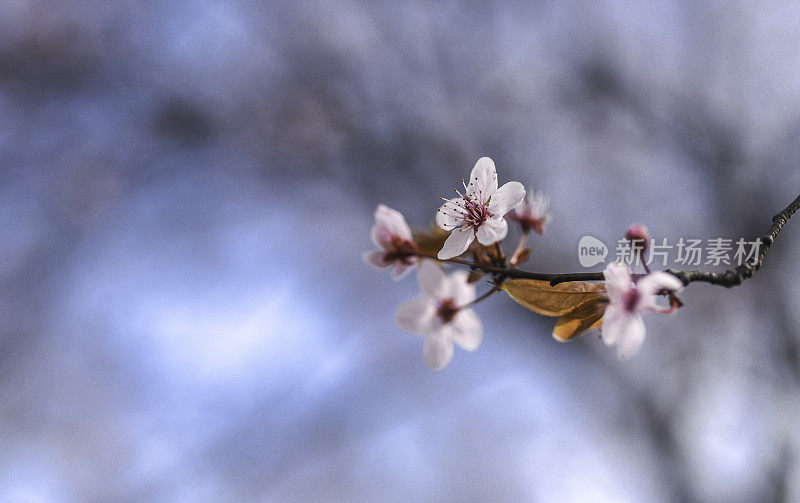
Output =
[
  {"x1": 435, "y1": 157, "x2": 525, "y2": 259},
  {"x1": 395, "y1": 260, "x2": 483, "y2": 371},
  {"x1": 508, "y1": 190, "x2": 551, "y2": 234},
  {"x1": 363, "y1": 204, "x2": 418, "y2": 280},
  {"x1": 602, "y1": 262, "x2": 682, "y2": 358}
]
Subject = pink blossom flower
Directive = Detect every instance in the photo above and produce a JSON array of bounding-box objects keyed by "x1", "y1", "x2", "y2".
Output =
[
  {"x1": 508, "y1": 190, "x2": 551, "y2": 235},
  {"x1": 602, "y1": 262, "x2": 683, "y2": 358},
  {"x1": 396, "y1": 260, "x2": 483, "y2": 371},
  {"x1": 363, "y1": 204, "x2": 418, "y2": 280},
  {"x1": 435, "y1": 157, "x2": 526, "y2": 259}
]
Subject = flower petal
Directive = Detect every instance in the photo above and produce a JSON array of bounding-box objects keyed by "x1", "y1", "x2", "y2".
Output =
[
  {"x1": 475, "y1": 217, "x2": 508, "y2": 245},
  {"x1": 396, "y1": 297, "x2": 436, "y2": 335},
  {"x1": 467, "y1": 157, "x2": 498, "y2": 197},
  {"x1": 637, "y1": 271, "x2": 683, "y2": 298},
  {"x1": 614, "y1": 316, "x2": 646, "y2": 359},
  {"x1": 436, "y1": 198, "x2": 465, "y2": 231},
  {"x1": 529, "y1": 190, "x2": 551, "y2": 218},
  {"x1": 602, "y1": 309, "x2": 645, "y2": 358},
  {"x1": 418, "y1": 259, "x2": 447, "y2": 297},
  {"x1": 423, "y1": 329, "x2": 454, "y2": 371},
  {"x1": 447, "y1": 270, "x2": 476, "y2": 306},
  {"x1": 438, "y1": 227, "x2": 475, "y2": 259},
  {"x1": 600, "y1": 303, "x2": 624, "y2": 345},
  {"x1": 362, "y1": 250, "x2": 390, "y2": 269},
  {"x1": 375, "y1": 204, "x2": 412, "y2": 240},
  {"x1": 451, "y1": 309, "x2": 483, "y2": 351},
  {"x1": 488, "y1": 181, "x2": 526, "y2": 216},
  {"x1": 390, "y1": 261, "x2": 416, "y2": 280},
  {"x1": 603, "y1": 262, "x2": 633, "y2": 303},
  {"x1": 370, "y1": 221, "x2": 393, "y2": 249}
]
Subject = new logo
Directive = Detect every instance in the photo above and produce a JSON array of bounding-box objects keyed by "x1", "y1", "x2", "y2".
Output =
[{"x1": 578, "y1": 235, "x2": 608, "y2": 268}]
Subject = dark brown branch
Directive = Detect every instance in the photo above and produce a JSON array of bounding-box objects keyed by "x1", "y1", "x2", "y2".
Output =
[
  {"x1": 419, "y1": 192, "x2": 800, "y2": 288},
  {"x1": 665, "y1": 192, "x2": 800, "y2": 288}
]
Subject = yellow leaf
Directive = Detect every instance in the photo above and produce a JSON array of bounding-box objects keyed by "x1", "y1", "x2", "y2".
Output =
[
  {"x1": 552, "y1": 298, "x2": 606, "y2": 342},
  {"x1": 503, "y1": 279, "x2": 606, "y2": 317}
]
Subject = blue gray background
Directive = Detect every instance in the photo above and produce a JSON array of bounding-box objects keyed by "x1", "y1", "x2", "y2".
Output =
[{"x1": 2, "y1": 1, "x2": 800, "y2": 502}]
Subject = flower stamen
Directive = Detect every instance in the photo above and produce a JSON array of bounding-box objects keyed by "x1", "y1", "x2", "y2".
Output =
[{"x1": 436, "y1": 299, "x2": 459, "y2": 324}]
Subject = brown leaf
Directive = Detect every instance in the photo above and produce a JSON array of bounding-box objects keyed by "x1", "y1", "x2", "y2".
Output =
[
  {"x1": 503, "y1": 279, "x2": 606, "y2": 317},
  {"x1": 412, "y1": 225, "x2": 450, "y2": 257},
  {"x1": 552, "y1": 298, "x2": 606, "y2": 342}
]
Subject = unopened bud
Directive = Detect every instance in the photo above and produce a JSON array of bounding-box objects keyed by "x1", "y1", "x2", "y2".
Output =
[{"x1": 625, "y1": 224, "x2": 650, "y2": 253}]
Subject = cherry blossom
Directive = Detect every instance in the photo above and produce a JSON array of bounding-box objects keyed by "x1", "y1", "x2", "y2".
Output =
[
  {"x1": 363, "y1": 204, "x2": 418, "y2": 280},
  {"x1": 435, "y1": 157, "x2": 525, "y2": 259},
  {"x1": 395, "y1": 260, "x2": 483, "y2": 371},
  {"x1": 602, "y1": 262, "x2": 683, "y2": 358},
  {"x1": 508, "y1": 190, "x2": 551, "y2": 235}
]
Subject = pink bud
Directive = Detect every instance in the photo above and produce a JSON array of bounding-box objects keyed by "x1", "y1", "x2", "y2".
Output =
[{"x1": 626, "y1": 224, "x2": 650, "y2": 252}]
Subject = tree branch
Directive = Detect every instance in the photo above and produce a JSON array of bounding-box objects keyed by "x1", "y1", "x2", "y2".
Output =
[
  {"x1": 665, "y1": 192, "x2": 800, "y2": 288},
  {"x1": 419, "y1": 192, "x2": 800, "y2": 288}
]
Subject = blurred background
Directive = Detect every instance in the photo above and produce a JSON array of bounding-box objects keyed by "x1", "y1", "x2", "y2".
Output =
[{"x1": 2, "y1": 1, "x2": 800, "y2": 501}]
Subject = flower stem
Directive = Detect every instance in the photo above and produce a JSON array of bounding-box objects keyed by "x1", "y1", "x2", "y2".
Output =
[
  {"x1": 460, "y1": 282, "x2": 504, "y2": 309},
  {"x1": 492, "y1": 242, "x2": 505, "y2": 262},
  {"x1": 509, "y1": 231, "x2": 529, "y2": 266}
]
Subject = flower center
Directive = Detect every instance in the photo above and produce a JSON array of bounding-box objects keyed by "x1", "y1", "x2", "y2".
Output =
[
  {"x1": 440, "y1": 180, "x2": 492, "y2": 230},
  {"x1": 623, "y1": 288, "x2": 640, "y2": 313},
  {"x1": 384, "y1": 235, "x2": 418, "y2": 264},
  {"x1": 508, "y1": 212, "x2": 545, "y2": 234},
  {"x1": 436, "y1": 299, "x2": 459, "y2": 324}
]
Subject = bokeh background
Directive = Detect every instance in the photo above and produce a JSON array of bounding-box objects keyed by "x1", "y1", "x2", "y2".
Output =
[{"x1": 2, "y1": 1, "x2": 800, "y2": 501}]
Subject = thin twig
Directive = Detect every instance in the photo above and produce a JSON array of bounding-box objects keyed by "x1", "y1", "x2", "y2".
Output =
[
  {"x1": 665, "y1": 192, "x2": 800, "y2": 288},
  {"x1": 460, "y1": 281, "x2": 505, "y2": 308}
]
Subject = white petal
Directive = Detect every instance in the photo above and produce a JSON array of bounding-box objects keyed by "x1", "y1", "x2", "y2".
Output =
[
  {"x1": 418, "y1": 259, "x2": 447, "y2": 297},
  {"x1": 436, "y1": 198, "x2": 465, "y2": 231},
  {"x1": 475, "y1": 217, "x2": 508, "y2": 245},
  {"x1": 602, "y1": 309, "x2": 645, "y2": 358},
  {"x1": 603, "y1": 262, "x2": 633, "y2": 303},
  {"x1": 423, "y1": 329, "x2": 454, "y2": 371},
  {"x1": 362, "y1": 250, "x2": 390, "y2": 269},
  {"x1": 615, "y1": 316, "x2": 646, "y2": 359},
  {"x1": 447, "y1": 270, "x2": 476, "y2": 306},
  {"x1": 467, "y1": 157, "x2": 498, "y2": 197},
  {"x1": 488, "y1": 181, "x2": 526, "y2": 216},
  {"x1": 451, "y1": 309, "x2": 483, "y2": 351},
  {"x1": 637, "y1": 272, "x2": 683, "y2": 298},
  {"x1": 375, "y1": 204, "x2": 412, "y2": 240},
  {"x1": 396, "y1": 297, "x2": 436, "y2": 335},
  {"x1": 370, "y1": 221, "x2": 393, "y2": 249},
  {"x1": 529, "y1": 191, "x2": 550, "y2": 218},
  {"x1": 438, "y1": 227, "x2": 475, "y2": 259},
  {"x1": 390, "y1": 261, "x2": 416, "y2": 280},
  {"x1": 600, "y1": 304, "x2": 624, "y2": 345}
]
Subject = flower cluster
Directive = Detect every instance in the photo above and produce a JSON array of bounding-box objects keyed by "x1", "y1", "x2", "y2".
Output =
[{"x1": 365, "y1": 156, "x2": 683, "y2": 370}]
